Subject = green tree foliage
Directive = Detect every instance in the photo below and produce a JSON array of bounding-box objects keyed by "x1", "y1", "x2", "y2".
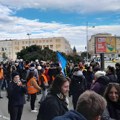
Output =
[
  {"x1": 17, "y1": 45, "x2": 84, "y2": 63},
  {"x1": 17, "y1": 45, "x2": 57, "y2": 61}
]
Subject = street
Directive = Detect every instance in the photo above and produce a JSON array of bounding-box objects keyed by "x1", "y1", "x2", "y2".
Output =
[{"x1": 0, "y1": 91, "x2": 73, "y2": 120}]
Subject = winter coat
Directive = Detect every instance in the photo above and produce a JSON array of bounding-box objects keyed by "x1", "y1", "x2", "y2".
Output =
[
  {"x1": 53, "y1": 110, "x2": 87, "y2": 120},
  {"x1": 7, "y1": 81, "x2": 26, "y2": 106},
  {"x1": 7, "y1": 81, "x2": 26, "y2": 113},
  {"x1": 37, "y1": 93, "x2": 68, "y2": 120},
  {"x1": 70, "y1": 74, "x2": 87, "y2": 96},
  {"x1": 102, "y1": 101, "x2": 120, "y2": 120},
  {"x1": 106, "y1": 73, "x2": 118, "y2": 83},
  {"x1": 91, "y1": 76, "x2": 109, "y2": 96},
  {"x1": 70, "y1": 73, "x2": 87, "y2": 109},
  {"x1": 84, "y1": 71, "x2": 94, "y2": 89}
]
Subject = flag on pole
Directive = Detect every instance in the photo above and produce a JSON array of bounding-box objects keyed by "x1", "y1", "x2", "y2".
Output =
[{"x1": 57, "y1": 52, "x2": 67, "y2": 75}]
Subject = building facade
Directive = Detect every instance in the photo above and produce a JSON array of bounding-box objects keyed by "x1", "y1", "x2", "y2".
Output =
[
  {"x1": 0, "y1": 37, "x2": 72, "y2": 60},
  {"x1": 88, "y1": 33, "x2": 120, "y2": 58}
]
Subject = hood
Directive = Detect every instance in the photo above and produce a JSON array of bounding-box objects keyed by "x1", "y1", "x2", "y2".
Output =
[
  {"x1": 56, "y1": 110, "x2": 87, "y2": 120},
  {"x1": 73, "y1": 70, "x2": 83, "y2": 76},
  {"x1": 29, "y1": 67, "x2": 35, "y2": 70},
  {"x1": 96, "y1": 76, "x2": 109, "y2": 85}
]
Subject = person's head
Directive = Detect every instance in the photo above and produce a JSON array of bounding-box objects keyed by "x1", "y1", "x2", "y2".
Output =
[
  {"x1": 26, "y1": 71, "x2": 35, "y2": 82},
  {"x1": 107, "y1": 66, "x2": 115, "y2": 74},
  {"x1": 94, "y1": 71, "x2": 106, "y2": 80},
  {"x1": 50, "y1": 75, "x2": 70, "y2": 96},
  {"x1": 12, "y1": 72, "x2": 20, "y2": 83},
  {"x1": 115, "y1": 62, "x2": 120, "y2": 69},
  {"x1": 76, "y1": 90, "x2": 107, "y2": 120},
  {"x1": 104, "y1": 83, "x2": 120, "y2": 102}
]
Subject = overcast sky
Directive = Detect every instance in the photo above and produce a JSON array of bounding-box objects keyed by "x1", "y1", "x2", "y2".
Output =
[{"x1": 0, "y1": 0, "x2": 120, "y2": 51}]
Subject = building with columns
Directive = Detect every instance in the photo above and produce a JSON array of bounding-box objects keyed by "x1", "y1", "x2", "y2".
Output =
[{"x1": 0, "y1": 37, "x2": 72, "y2": 60}]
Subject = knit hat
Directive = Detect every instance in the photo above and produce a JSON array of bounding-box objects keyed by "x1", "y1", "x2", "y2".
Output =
[
  {"x1": 30, "y1": 63, "x2": 35, "y2": 67},
  {"x1": 12, "y1": 72, "x2": 19, "y2": 79}
]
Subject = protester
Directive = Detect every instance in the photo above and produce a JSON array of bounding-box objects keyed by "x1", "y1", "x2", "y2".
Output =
[
  {"x1": 102, "y1": 83, "x2": 120, "y2": 120},
  {"x1": 27, "y1": 71, "x2": 41, "y2": 112},
  {"x1": 90, "y1": 70, "x2": 109, "y2": 95},
  {"x1": 7, "y1": 72, "x2": 26, "y2": 120},
  {"x1": 53, "y1": 90, "x2": 107, "y2": 120},
  {"x1": 69, "y1": 66, "x2": 87, "y2": 109},
  {"x1": 38, "y1": 68, "x2": 48, "y2": 103},
  {"x1": 37, "y1": 75, "x2": 70, "y2": 120},
  {"x1": 0, "y1": 63, "x2": 4, "y2": 98},
  {"x1": 106, "y1": 66, "x2": 118, "y2": 83}
]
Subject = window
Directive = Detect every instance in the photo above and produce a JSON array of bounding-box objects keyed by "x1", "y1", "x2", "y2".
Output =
[
  {"x1": 50, "y1": 45, "x2": 53, "y2": 49},
  {"x1": 56, "y1": 39, "x2": 60, "y2": 42},
  {"x1": 56, "y1": 44, "x2": 61, "y2": 49}
]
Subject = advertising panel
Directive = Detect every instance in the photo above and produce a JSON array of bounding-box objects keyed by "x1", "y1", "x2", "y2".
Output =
[{"x1": 95, "y1": 37, "x2": 116, "y2": 54}]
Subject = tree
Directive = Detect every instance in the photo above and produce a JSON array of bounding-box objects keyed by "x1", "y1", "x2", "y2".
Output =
[
  {"x1": 81, "y1": 52, "x2": 91, "y2": 61},
  {"x1": 17, "y1": 45, "x2": 57, "y2": 61},
  {"x1": 73, "y1": 46, "x2": 77, "y2": 55}
]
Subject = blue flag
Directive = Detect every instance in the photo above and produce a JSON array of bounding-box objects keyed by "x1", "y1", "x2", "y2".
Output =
[{"x1": 57, "y1": 52, "x2": 67, "y2": 75}]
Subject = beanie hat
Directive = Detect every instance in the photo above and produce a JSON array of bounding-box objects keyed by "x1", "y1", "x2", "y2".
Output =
[
  {"x1": 12, "y1": 72, "x2": 19, "y2": 79},
  {"x1": 30, "y1": 63, "x2": 35, "y2": 67}
]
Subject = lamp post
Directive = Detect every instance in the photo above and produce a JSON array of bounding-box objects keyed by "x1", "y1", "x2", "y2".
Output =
[
  {"x1": 86, "y1": 22, "x2": 95, "y2": 63},
  {"x1": 86, "y1": 22, "x2": 88, "y2": 63},
  {"x1": 27, "y1": 33, "x2": 31, "y2": 47}
]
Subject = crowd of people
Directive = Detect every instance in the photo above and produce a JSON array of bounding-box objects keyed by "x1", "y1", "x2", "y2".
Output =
[{"x1": 0, "y1": 59, "x2": 120, "y2": 120}]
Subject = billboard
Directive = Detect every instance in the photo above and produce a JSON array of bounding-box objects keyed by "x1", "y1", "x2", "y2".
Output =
[{"x1": 95, "y1": 37, "x2": 116, "y2": 54}]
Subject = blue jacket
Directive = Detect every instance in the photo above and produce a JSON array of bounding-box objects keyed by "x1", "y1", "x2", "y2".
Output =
[{"x1": 53, "y1": 110, "x2": 87, "y2": 120}]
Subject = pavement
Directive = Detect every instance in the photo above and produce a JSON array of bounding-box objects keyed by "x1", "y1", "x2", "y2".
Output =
[{"x1": 0, "y1": 90, "x2": 73, "y2": 120}]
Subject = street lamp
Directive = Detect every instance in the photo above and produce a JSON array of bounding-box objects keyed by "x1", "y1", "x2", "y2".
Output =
[
  {"x1": 86, "y1": 22, "x2": 88, "y2": 63},
  {"x1": 27, "y1": 33, "x2": 31, "y2": 46},
  {"x1": 86, "y1": 22, "x2": 95, "y2": 63}
]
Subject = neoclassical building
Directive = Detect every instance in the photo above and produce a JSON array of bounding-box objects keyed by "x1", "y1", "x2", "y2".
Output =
[{"x1": 0, "y1": 37, "x2": 72, "y2": 60}]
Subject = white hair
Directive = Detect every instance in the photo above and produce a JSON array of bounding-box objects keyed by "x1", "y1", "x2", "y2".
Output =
[{"x1": 95, "y1": 71, "x2": 106, "y2": 79}]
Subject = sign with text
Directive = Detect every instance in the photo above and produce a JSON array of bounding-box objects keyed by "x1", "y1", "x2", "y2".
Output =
[{"x1": 95, "y1": 37, "x2": 116, "y2": 53}]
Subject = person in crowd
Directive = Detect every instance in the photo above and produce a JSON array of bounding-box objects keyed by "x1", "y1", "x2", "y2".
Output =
[
  {"x1": 7, "y1": 72, "x2": 26, "y2": 120},
  {"x1": 0, "y1": 63, "x2": 4, "y2": 98},
  {"x1": 38, "y1": 68, "x2": 49, "y2": 103},
  {"x1": 102, "y1": 83, "x2": 120, "y2": 120},
  {"x1": 26, "y1": 63, "x2": 39, "y2": 101},
  {"x1": 84, "y1": 66, "x2": 94, "y2": 89},
  {"x1": 26, "y1": 63, "x2": 39, "y2": 81},
  {"x1": 91, "y1": 70, "x2": 109, "y2": 95},
  {"x1": 53, "y1": 90, "x2": 107, "y2": 120},
  {"x1": 115, "y1": 63, "x2": 120, "y2": 83},
  {"x1": 69, "y1": 67, "x2": 87, "y2": 109},
  {"x1": 27, "y1": 71, "x2": 41, "y2": 112},
  {"x1": 37, "y1": 75, "x2": 70, "y2": 120},
  {"x1": 106, "y1": 66, "x2": 118, "y2": 83}
]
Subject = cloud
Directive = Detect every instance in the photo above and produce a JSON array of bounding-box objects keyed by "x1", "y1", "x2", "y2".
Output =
[
  {"x1": 0, "y1": 0, "x2": 120, "y2": 13},
  {"x1": 0, "y1": 3, "x2": 120, "y2": 52}
]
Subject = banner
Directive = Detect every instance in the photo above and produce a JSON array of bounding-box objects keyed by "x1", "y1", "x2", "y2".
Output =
[
  {"x1": 57, "y1": 52, "x2": 67, "y2": 75},
  {"x1": 95, "y1": 37, "x2": 116, "y2": 53}
]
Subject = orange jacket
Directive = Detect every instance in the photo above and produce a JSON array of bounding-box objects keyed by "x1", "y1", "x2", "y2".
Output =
[
  {"x1": 0, "y1": 69, "x2": 4, "y2": 80},
  {"x1": 27, "y1": 77, "x2": 39, "y2": 94},
  {"x1": 39, "y1": 74, "x2": 48, "y2": 85}
]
